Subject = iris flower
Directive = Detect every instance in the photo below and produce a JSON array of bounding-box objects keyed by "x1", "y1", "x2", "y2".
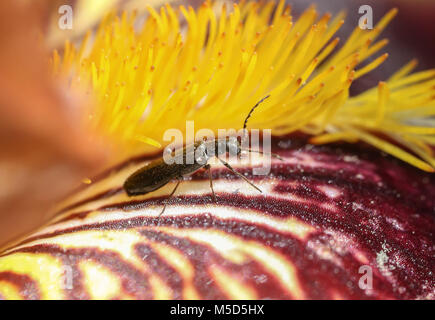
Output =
[{"x1": 0, "y1": 0, "x2": 433, "y2": 300}]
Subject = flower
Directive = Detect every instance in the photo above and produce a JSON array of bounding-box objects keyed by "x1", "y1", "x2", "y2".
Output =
[
  {"x1": 0, "y1": 0, "x2": 434, "y2": 300},
  {"x1": 52, "y1": 0, "x2": 434, "y2": 170}
]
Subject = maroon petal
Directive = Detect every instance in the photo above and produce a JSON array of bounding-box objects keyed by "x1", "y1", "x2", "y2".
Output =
[{"x1": 0, "y1": 135, "x2": 433, "y2": 299}]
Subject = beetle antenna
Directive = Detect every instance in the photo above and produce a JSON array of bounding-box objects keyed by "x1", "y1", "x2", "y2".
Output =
[{"x1": 243, "y1": 95, "x2": 270, "y2": 131}]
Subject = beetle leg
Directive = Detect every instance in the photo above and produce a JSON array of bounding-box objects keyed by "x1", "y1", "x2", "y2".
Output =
[
  {"x1": 159, "y1": 179, "x2": 182, "y2": 217},
  {"x1": 217, "y1": 157, "x2": 262, "y2": 193},
  {"x1": 204, "y1": 164, "x2": 217, "y2": 203}
]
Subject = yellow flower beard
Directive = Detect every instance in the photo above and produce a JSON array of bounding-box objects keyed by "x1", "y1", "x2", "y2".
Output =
[{"x1": 52, "y1": 0, "x2": 435, "y2": 170}]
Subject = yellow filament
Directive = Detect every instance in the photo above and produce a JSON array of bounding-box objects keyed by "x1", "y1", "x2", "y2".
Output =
[{"x1": 51, "y1": 1, "x2": 435, "y2": 171}]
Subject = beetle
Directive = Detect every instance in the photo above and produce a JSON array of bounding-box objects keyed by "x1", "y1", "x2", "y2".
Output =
[{"x1": 123, "y1": 95, "x2": 282, "y2": 215}]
